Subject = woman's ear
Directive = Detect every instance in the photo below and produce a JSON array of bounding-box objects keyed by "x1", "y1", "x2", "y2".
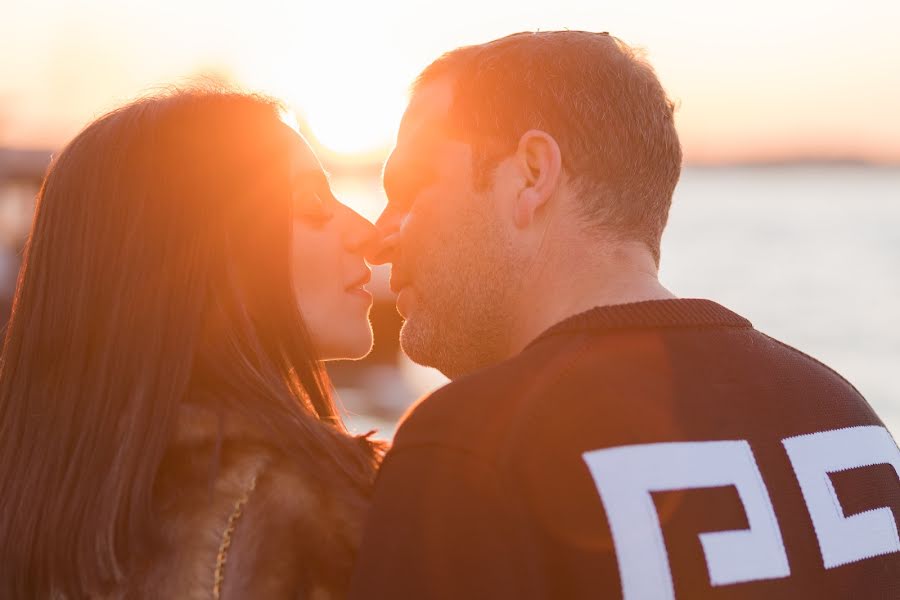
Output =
[{"x1": 513, "y1": 130, "x2": 562, "y2": 229}]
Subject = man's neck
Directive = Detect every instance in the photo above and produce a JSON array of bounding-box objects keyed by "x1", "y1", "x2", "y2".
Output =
[{"x1": 505, "y1": 242, "x2": 676, "y2": 358}]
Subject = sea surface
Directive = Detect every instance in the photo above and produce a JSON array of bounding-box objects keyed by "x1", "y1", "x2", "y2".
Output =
[{"x1": 331, "y1": 165, "x2": 900, "y2": 439}]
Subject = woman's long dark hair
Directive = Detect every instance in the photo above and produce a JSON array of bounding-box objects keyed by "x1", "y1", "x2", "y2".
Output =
[{"x1": 0, "y1": 88, "x2": 382, "y2": 597}]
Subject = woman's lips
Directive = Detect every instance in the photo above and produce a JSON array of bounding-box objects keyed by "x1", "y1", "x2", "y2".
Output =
[
  {"x1": 346, "y1": 285, "x2": 373, "y2": 303},
  {"x1": 345, "y1": 270, "x2": 374, "y2": 304},
  {"x1": 346, "y1": 270, "x2": 372, "y2": 291}
]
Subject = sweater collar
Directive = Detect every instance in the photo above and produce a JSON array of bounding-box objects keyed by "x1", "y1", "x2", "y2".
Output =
[{"x1": 527, "y1": 298, "x2": 752, "y2": 349}]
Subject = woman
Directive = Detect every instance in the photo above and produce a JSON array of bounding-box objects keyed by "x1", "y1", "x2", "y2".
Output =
[{"x1": 0, "y1": 88, "x2": 384, "y2": 598}]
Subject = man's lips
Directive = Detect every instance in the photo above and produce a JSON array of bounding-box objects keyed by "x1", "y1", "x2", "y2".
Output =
[{"x1": 389, "y1": 272, "x2": 411, "y2": 294}]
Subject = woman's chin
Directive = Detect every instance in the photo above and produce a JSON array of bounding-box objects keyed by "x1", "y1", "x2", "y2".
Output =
[{"x1": 318, "y1": 329, "x2": 374, "y2": 362}]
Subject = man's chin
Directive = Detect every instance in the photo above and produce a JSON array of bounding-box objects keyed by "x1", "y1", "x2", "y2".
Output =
[
  {"x1": 398, "y1": 317, "x2": 435, "y2": 367},
  {"x1": 399, "y1": 309, "x2": 481, "y2": 379}
]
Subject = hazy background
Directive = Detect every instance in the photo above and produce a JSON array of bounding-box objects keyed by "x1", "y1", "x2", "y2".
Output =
[
  {"x1": 0, "y1": 0, "x2": 897, "y2": 436},
  {"x1": 3, "y1": 0, "x2": 899, "y2": 162}
]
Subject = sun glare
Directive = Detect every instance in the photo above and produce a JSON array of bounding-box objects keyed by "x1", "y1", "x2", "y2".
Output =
[
  {"x1": 278, "y1": 107, "x2": 301, "y2": 134},
  {"x1": 302, "y1": 90, "x2": 405, "y2": 156},
  {"x1": 258, "y1": 3, "x2": 414, "y2": 159}
]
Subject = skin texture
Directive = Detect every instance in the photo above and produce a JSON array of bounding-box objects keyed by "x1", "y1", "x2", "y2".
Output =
[
  {"x1": 370, "y1": 79, "x2": 676, "y2": 379},
  {"x1": 286, "y1": 131, "x2": 378, "y2": 360}
]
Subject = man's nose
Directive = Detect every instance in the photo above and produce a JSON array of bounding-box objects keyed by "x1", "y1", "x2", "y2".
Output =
[{"x1": 365, "y1": 210, "x2": 404, "y2": 265}]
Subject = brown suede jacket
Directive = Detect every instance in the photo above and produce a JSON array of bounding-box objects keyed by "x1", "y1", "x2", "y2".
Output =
[{"x1": 111, "y1": 405, "x2": 371, "y2": 599}]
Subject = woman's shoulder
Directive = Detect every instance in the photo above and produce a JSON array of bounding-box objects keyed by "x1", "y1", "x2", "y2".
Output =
[
  {"x1": 214, "y1": 445, "x2": 368, "y2": 598},
  {"x1": 131, "y1": 405, "x2": 369, "y2": 599}
]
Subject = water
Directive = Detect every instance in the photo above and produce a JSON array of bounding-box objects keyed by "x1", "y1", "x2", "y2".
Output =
[
  {"x1": 332, "y1": 165, "x2": 900, "y2": 438},
  {"x1": 663, "y1": 166, "x2": 900, "y2": 434}
]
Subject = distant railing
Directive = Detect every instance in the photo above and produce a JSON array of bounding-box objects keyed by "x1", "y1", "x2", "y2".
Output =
[
  {"x1": 0, "y1": 148, "x2": 51, "y2": 320},
  {"x1": 0, "y1": 147, "x2": 52, "y2": 183}
]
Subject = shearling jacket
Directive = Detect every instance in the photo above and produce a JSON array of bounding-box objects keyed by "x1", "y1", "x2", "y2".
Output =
[{"x1": 115, "y1": 404, "x2": 372, "y2": 599}]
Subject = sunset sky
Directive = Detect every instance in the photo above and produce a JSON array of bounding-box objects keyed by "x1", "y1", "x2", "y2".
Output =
[{"x1": 1, "y1": 0, "x2": 898, "y2": 164}]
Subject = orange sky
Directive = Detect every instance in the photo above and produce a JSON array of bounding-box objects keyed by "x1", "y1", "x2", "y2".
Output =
[{"x1": 1, "y1": 0, "x2": 898, "y2": 164}]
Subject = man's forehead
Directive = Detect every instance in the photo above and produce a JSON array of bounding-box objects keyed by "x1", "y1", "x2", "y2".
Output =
[{"x1": 395, "y1": 78, "x2": 455, "y2": 151}]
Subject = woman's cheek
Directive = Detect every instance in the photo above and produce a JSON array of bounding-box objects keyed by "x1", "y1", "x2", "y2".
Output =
[{"x1": 295, "y1": 228, "x2": 345, "y2": 313}]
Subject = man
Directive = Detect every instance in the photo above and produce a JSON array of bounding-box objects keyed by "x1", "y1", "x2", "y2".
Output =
[{"x1": 350, "y1": 31, "x2": 900, "y2": 599}]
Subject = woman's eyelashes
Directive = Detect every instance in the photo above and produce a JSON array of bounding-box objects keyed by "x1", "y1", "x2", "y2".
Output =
[{"x1": 294, "y1": 187, "x2": 335, "y2": 226}]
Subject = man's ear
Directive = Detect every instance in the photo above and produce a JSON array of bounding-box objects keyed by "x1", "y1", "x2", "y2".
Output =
[{"x1": 512, "y1": 130, "x2": 562, "y2": 229}]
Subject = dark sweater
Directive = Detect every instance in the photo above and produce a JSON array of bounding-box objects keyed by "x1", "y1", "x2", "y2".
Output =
[{"x1": 349, "y1": 299, "x2": 900, "y2": 599}]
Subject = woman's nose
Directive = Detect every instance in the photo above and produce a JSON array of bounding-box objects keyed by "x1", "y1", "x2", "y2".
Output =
[{"x1": 340, "y1": 204, "x2": 381, "y2": 258}]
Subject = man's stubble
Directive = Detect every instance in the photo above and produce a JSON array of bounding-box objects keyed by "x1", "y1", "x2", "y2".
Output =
[{"x1": 398, "y1": 193, "x2": 524, "y2": 379}]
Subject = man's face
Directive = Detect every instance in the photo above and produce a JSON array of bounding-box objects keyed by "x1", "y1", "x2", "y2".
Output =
[{"x1": 372, "y1": 80, "x2": 523, "y2": 378}]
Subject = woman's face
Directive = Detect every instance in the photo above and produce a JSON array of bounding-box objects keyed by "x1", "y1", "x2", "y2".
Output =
[{"x1": 286, "y1": 130, "x2": 378, "y2": 360}]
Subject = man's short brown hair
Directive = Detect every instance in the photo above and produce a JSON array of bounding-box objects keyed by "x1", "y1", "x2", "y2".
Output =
[{"x1": 413, "y1": 30, "x2": 682, "y2": 265}]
